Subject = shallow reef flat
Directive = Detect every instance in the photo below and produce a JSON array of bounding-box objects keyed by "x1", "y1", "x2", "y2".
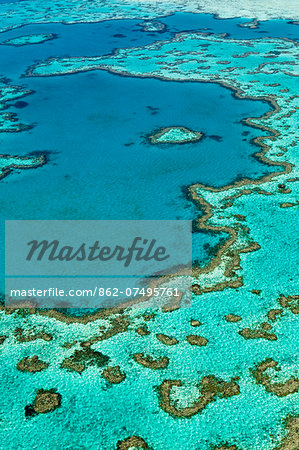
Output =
[
  {"x1": 148, "y1": 126, "x2": 203, "y2": 144},
  {"x1": 1, "y1": 33, "x2": 56, "y2": 47},
  {"x1": 138, "y1": 20, "x2": 166, "y2": 33},
  {"x1": 0, "y1": 81, "x2": 45, "y2": 178},
  {"x1": 0, "y1": 84, "x2": 31, "y2": 106},
  {"x1": 0, "y1": 154, "x2": 45, "y2": 179},
  {"x1": 0, "y1": 0, "x2": 298, "y2": 33},
  {"x1": 1, "y1": 287, "x2": 298, "y2": 449},
  {"x1": 0, "y1": 111, "x2": 33, "y2": 132},
  {"x1": 0, "y1": 82, "x2": 34, "y2": 132}
]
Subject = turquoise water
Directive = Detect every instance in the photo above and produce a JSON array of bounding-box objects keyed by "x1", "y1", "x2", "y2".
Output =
[{"x1": 0, "y1": 10, "x2": 298, "y2": 450}]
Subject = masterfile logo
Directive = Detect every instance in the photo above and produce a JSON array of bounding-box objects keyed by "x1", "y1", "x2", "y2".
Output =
[
  {"x1": 6, "y1": 220, "x2": 192, "y2": 276},
  {"x1": 5, "y1": 220, "x2": 192, "y2": 309},
  {"x1": 25, "y1": 237, "x2": 170, "y2": 267}
]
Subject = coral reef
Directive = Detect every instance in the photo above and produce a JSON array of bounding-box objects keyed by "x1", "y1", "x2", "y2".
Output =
[
  {"x1": 186, "y1": 335, "x2": 208, "y2": 346},
  {"x1": 61, "y1": 347, "x2": 110, "y2": 373},
  {"x1": 158, "y1": 375, "x2": 240, "y2": 417},
  {"x1": 102, "y1": 366, "x2": 126, "y2": 384},
  {"x1": 133, "y1": 352, "x2": 169, "y2": 369},
  {"x1": 156, "y1": 333, "x2": 179, "y2": 345},
  {"x1": 251, "y1": 358, "x2": 299, "y2": 397},
  {"x1": 17, "y1": 356, "x2": 49, "y2": 373}
]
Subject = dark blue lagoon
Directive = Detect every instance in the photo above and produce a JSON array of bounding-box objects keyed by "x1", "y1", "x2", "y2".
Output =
[{"x1": 0, "y1": 16, "x2": 275, "y2": 270}]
